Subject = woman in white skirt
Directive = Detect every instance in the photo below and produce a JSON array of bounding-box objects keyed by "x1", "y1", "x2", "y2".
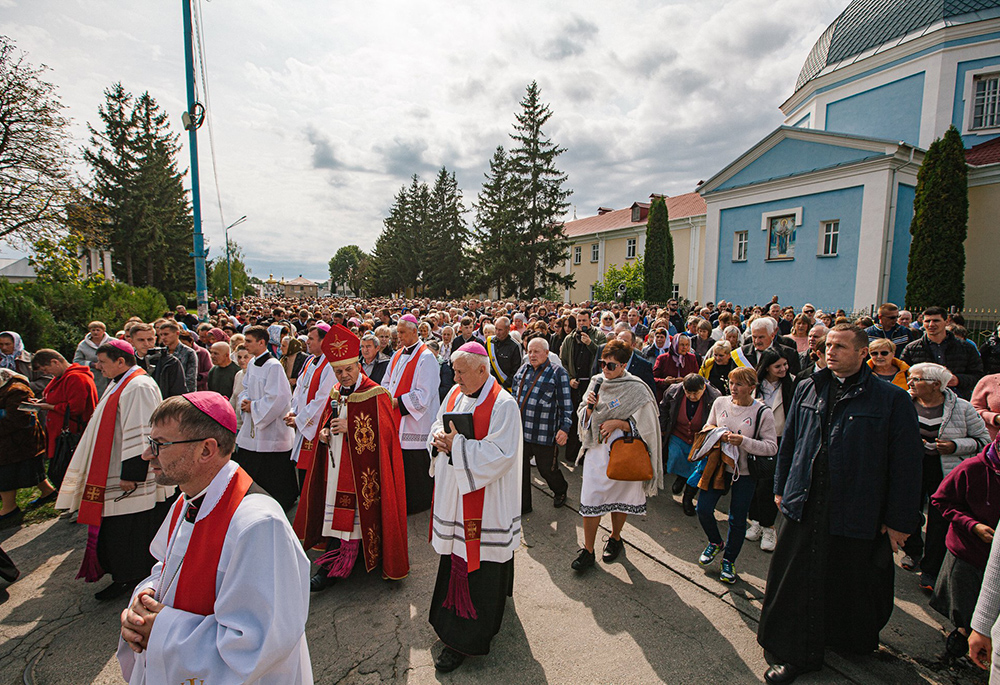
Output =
[{"x1": 572, "y1": 339, "x2": 662, "y2": 571}]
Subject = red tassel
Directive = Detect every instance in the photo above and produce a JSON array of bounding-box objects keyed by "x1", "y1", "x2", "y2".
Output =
[
  {"x1": 76, "y1": 524, "x2": 105, "y2": 582},
  {"x1": 316, "y1": 538, "x2": 359, "y2": 578},
  {"x1": 442, "y1": 554, "x2": 477, "y2": 620}
]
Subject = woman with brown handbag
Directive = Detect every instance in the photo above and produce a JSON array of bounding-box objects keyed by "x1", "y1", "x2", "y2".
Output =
[{"x1": 571, "y1": 339, "x2": 662, "y2": 572}]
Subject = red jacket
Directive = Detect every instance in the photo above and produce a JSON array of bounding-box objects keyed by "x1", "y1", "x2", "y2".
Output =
[{"x1": 42, "y1": 364, "x2": 98, "y2": 458}]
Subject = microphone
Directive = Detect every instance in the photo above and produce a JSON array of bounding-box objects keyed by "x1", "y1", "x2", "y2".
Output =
[{"x1": 589, "y1": 377, "x2": 604, "y2": 409}]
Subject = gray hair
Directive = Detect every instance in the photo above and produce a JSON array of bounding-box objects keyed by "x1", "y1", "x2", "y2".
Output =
[
  {"x1": 909, "y1": 362, "x2": 954, "y2": 390},
  {"x1": 710, "y1": 340, "x2": 732, "y2": 355},
  {"x1": 750, "y1": 316, "x2": 777, "y2": 336},
  {"x1": 450, "y1": 350, "x2": 488, "y2": 371},
  {"x1": 809, "y1": 324, "x2": 829, "y2": 335},
  {"x1": 527, "y1": 337, "x2": 550, "y2": 352}
]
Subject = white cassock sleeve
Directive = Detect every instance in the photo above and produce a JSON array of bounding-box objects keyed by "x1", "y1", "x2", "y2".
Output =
[
  {"x1": 398, "y1": 353, "x2": 440, "y2": 421},
  {"x1": 138, "y1": 516, "x2": 310, "y2": 684},
  {"x1": 250, "y1": 363, "x2": 292, "y2": 431},
  {"x1": 448, "y1": 399, "x2": 522, "y2": 496},
  {"x1": 294, "y1": 366, "x2": 334, "y2": 442}
]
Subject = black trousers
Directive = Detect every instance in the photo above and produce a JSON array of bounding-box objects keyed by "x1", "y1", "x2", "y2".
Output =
[
  {"x1": 748, "y1": 476, "x2": 778, "y2": 528},
  {"x1": 522, "y1": 441, "x2": 568, "y2": 514},
  {"x1": 902, "y1": 453, "x2": 946, "y2": 578},
  {"x1": 402, "y1": 448, "x2": 432, "y2": 515},
  {"x1": 233, "y1": 447, "x2": 298, "y2": 512}
]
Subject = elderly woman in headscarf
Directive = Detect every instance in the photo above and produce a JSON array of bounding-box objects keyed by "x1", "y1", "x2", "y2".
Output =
[
  {"x1": 572, "y1": 339, "x2": 662, "y2": 572},
  {"x1": 652, "y1": 332, "x2": 700, "y2": 402},
  {"x1": 0, "y1": 331, "x2": 34, "y2": 383},
  {"x1": 281, "y1": 336, "x2": 306, "y2": 389},
  {"x1": 209, "y1": 327, "x2": 230, "y2": 344},
  {"x1": 0, "y1": 368, "x2": 54, "y2": 527}
]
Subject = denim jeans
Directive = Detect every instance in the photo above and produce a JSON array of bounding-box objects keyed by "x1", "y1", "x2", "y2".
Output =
[{"x1": 697, "y1": 474, "x2": 756, "y2": 562}]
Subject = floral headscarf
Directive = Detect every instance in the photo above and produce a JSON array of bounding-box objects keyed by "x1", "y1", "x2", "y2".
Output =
[{"x1": 0, "y1": 331, "x2": 24, "y2": 371}]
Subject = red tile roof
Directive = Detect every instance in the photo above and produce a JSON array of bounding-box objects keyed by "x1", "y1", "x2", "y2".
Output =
[
  {"x1": 966, "y1": 136, "x2": 1000, "y2": 167},
  {"x1": 562, "y1": 192, "x2": 706, "y2": 238}
]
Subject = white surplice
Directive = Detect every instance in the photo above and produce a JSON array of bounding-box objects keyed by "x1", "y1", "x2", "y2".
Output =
[
  {"x1": 385, "y1": 345, "x2": 441, "y2": 449},
  {"x1": 426, "y1": 375, "x2": 523, "y2": 564},
  {"x1": 236, "y1": 352, "x2": 294, "y2": 453},
  {"x1": 321, "y1": 385, "x2": 362, "y2": 540},
  {"x1": 56, "y1": 366, "x2": 174, "y2": 517},
  {"x1": 116, "y1": 460, "x2": 313, "y2": 685},
  {"x1": 289, "y1": 357, "x2": 335, "y2": 464}
]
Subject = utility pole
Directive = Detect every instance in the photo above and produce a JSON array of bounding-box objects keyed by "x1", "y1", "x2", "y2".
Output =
[{"x1": 181, "y1": 0, "x2": 209, "y2": 321}]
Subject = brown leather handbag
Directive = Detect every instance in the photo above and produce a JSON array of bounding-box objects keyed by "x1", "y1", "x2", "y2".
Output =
[{"x1": 607, "y1": 433, "x2": 653, "y2": 481}]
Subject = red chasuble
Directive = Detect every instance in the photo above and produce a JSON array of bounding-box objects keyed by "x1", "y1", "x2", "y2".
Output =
[
  {"x1": 164, "y1": 466, "x2": 253, "y2": 616},
  {"x1": 431, "y1": 382, "x2": 501, "y2": 573},
  {"x1": 78, "y1": 368, "x2": 146, "y2": 527},
  {"x1": 295, "y1": 356, "x2": 328, "y2": 470},
  {"x1": 292, "y1": 374, "x2": 409, "y2": 580}
]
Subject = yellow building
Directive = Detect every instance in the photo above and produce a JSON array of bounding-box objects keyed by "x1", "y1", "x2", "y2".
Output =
[
  {"x1": 965, "y1": 138, "x2": 1000, "y2": 311},
  {"x1": 558, "y1": 193, "x2": 707, "y2": 303},
  {"x1": 283, "y1": 275, "x2": 319, "y2": 299}
]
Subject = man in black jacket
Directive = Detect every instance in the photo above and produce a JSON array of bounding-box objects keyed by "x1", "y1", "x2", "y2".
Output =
[
  {"x1": 742, "y1": 316, "x2": 801, "y2": 377},
  {"x1": 360, "y1": 334, "x2": 389, "y2": 384},
  {"x1": 757, "y1": 324, "x2": 921, "y2": 684},
  {"x1": 131, "y1": 323, "x2": 185, "y2": 399},
  {"x1": 900, "y1": 306, "x2": 983, "y2": 399}
]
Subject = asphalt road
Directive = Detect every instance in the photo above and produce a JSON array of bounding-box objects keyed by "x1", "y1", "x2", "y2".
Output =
[{"x1": 0, "y1": 462, "x2": 988, "y2": 684}]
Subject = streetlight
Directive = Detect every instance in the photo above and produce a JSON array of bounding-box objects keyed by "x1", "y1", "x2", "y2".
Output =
[{"x1": 225, "y1": 215, "x2": 247, "y2": 300}]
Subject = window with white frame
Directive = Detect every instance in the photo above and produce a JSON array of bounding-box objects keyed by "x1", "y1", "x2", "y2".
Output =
[
  {"x1": 671, "y1": 283, "x2": 679, "y2": 300},
  {"x1": 819, "y1": 220, "x2": 839, "y2": 257},
  {"x1": 573, "y1": 246, "x2": 581, "y2": 264},
  {"x1": 626, "y1": 238, "x2": 637, "y2": 259},
  {"x1": 733, "y1": 231, "x2": 748, "y2": 262},
  {"x1": 973, "y1": 73, "x2": 1000, "y2": 130},
  {"x1": 591, "y1": 243, "x2": 599, "y2": 262}
]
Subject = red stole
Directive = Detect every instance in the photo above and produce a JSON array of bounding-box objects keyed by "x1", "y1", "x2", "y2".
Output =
[
  {"x1": 78, "y1": 368, "x2": 147, "y2": 527},
  {"x1": 431, "y1": 381, "x2": 501, "y2": 573},
  {"x1": 295, "y1": 357, "x2": 328, "y2": 470},
  {"x1": 389, "y1": 344, "x2": 428, "y2": 404},
  {"x1": 164, "y1": 467, "x2": 253, "y2": 616}
]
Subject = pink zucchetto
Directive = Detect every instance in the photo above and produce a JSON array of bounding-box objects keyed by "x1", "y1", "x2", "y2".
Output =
[
  {"x1": 457, "y1": 341, "x2": 488, "y2": 356},
  {"x1": 315, "y1": 322, "x2": 331, "y2": 333},
  {"x1": 103, "y1": 338, "x2": 135, "y2": 354},
  {"x1": 399, "y1": 313, "x2": 419, "y2": 325},
  {"x1": 182, "y1": 391, "x2": 238, "y2": 434}
]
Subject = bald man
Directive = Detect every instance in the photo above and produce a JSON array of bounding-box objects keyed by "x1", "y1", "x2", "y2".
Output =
[{"x1": 207, "y1": 342, "x2": 239, "y2": 398}]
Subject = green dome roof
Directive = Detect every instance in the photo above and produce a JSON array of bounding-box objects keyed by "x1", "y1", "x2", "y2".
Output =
[{"x1": 796, "y1": 0, "x2": 1000, "y2": 91}]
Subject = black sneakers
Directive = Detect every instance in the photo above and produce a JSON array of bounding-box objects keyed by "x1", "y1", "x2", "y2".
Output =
[
  {"x1": 603, "y1": 536, "x2": 624, "y2": 563},
  {"x1": 571, "y1": 548, "x2": 596, "y2": 571},
  {"x1": 435, "y1": 646, "x2": 466, "y2": 672}
]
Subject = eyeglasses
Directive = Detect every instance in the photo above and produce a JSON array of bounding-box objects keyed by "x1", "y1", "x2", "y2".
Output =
[
  {"x1": 599, "y1": 360, "x2": 621, "y2": 370},
  {"x1": 146, "y1": 436, "x2": 209, "y2": 457},
  {"x1": 907, "y1": 378, "x2": 935, "y2": 385},
  {"x1": 872, "y1": 350, "x2": 892, "y2": 357}
]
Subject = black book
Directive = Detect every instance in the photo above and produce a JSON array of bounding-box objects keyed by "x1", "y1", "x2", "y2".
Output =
[{"x1": 442, "y1": 413, "x2": 475, "y2": 439}]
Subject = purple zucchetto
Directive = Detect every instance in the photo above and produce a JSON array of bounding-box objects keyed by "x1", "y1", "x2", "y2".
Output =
[
  {"x1": 457, "y1": 341, "x2": 488, "y2": 356},
  {"x1": 103, "y1": 338, "x2": 135, "y2": 354},
  {"x1": 182, "y1": 391, "x2": 238, "y2": 433},
  {"x1": 399, "y1": 314, "x2": 419, "y2": 325}
]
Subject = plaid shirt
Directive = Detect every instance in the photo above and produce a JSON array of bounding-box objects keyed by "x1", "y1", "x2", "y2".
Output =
[{"x1": 512, "y1": 360, "x2": 574, "y2": 446}]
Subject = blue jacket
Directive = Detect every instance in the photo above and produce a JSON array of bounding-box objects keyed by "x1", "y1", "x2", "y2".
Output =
[{"x1": 775, "y1": 364, "x2": 923, "y2": 539}]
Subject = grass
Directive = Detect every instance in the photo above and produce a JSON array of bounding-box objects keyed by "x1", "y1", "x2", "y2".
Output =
[{"x1": 14, "y1": 486, "x2": 60, "y2": 525}]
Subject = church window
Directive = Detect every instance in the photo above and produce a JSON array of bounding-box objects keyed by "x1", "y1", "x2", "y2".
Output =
[
  {"x1": 591, "y1": 243, "x2": 599, "y2": 262},
  {"x1": 819, "y1": 221, "x2": 839, "y2": 257},
  {"x1": 767, "y1": 215, "x2": 796, "y2": 261},
  {"x1": 733, "y1": 231, "x2": 748, "y2": 262},
  {"x1": 972, "y1": 73, "x2": 1000, "y2": 130},
  {"x1": 573, "y1": 246, "x2": 581, "y2": 264},
  {"x1": 626, "y1": 238, "x2": 637, "y2": 259}
]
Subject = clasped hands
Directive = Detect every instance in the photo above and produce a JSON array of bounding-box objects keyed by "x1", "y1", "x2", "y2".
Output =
[
  {"x1": 120, "y1": 588, "x2": 164, "y2": 653},
  {"x1": 431, "y1": 421, "x2": 459, "y2": 454}
]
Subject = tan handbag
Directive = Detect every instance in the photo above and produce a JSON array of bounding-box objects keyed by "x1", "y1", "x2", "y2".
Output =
[{"x1": 606, "y1": 433, "x2": 653, "y2": 481}]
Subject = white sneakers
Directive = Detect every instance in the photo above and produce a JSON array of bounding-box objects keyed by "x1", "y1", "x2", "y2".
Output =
[
  {"x1": 745, "y1": 520, "x2": 763, "y2": 541},
  {"x1": 760, "y1": 527, "x2": 776, "y2": 552}
]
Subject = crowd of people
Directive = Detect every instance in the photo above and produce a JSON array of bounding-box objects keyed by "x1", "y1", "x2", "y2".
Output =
[{"x1": 2, "y1": 294, "x2": 1000, "y2": 683}]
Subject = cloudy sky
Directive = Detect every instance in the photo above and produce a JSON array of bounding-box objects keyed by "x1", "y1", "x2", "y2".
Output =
[{"x1": 4, "y1": 0, "x2": 846, "y2": 281}]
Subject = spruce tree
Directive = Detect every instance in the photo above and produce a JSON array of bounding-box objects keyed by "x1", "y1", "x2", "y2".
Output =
[
  {"x1": 905, "y1": 125, "x2": 968, "y2": 309},
  {"x1": 369, "y1": 175, "x2": 429, "y2": 296},
  {"x1": 423, "y1": 167, "x2": 468, "y2": 297},
  {"x1": 643, "y1": 197, "x2": 674, "y2": 302},
  {"x1": 508, "y1": 81, "x2": 574, "y2": 298},
  {"x1": 473, "y1": 146, "x2": 522, "y2": 297}
]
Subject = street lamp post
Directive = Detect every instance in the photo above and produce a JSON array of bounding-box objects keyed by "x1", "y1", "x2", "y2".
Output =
[{"x1": 225, "y1": 215, "x2": 247, "y2": 300}]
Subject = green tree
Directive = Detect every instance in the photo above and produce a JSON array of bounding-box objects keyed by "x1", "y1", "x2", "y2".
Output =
[
  {"x1": 0, "y1": 36, "x2": 73, "y2": 246},
  {"x1": 328, "y1": 244, "x2": 368, "y2": 295},
  {"x1": 905, "y1": 125, "x2": 969, "y2": 309},
  {"x1": 369, "y1": 176, "x2": 429, "y2": 296},
  {"x1": 593, "y1": 256, "x2": 644, "y2": 302},
  {"x1": 643, "y1": 196, "x2": 674, "y2": 301},
  {"x1": 30, "y1": 233, "x2": 82, "y2": 284},
  {"x1": 208, "y1": 238, "x2": 251, "y2": 299},
  {"x1": 472, "y1": 146, "x2": 522, "y2": 297},
  {"x1": 508, "y1": 81, "x2": 574, "y2": 298},
  {"x1": 422, "y1": 167, "x2": 468, "y2": 297}
]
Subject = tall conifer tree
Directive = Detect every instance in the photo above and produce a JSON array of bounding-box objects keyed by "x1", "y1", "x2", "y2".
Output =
[
  {"x1": 473, "y1": 146, "x2": 522, "y2": 297},
  {"x1": 905, "y1": 125, "x2": 968, "y2": 309},
  {"x1": 643, "y1": 196, "x2": 674, "y2": 301},
  {"x1": 423, "y1": 167, "x2": 468, "y2": 297}
]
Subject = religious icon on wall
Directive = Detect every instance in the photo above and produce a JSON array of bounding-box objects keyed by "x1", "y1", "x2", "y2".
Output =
[{"x1": 768, "y1": 215, "x2": 796, "y2": 260}]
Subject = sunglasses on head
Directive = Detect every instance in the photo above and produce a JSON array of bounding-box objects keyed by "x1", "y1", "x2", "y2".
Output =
[
  {"x1": 872, "y1": 350, "x2": 892, "y2": 357},
  {"x1": 599, "y1": 360, "x2": 621, "y2": 370}
]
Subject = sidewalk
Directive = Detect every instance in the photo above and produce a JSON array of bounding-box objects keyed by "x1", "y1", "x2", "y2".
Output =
[{"x1": 0, "y1": 463, "x2": 986, "y2": 684}]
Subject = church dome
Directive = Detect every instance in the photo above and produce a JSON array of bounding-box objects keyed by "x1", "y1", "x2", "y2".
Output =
[{"x1": 795, "y1": 0, "x2": 1000, "y2": 92}]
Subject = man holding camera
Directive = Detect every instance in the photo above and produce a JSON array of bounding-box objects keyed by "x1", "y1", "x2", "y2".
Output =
[
  {"x1": 131, "y1": 323, "x2": 186, "y2": 399},
  {"x1": 559, "y1": 310, "x2": 605, "y2": 464}
]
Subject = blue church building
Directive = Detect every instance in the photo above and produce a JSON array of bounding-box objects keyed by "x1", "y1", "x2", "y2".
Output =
[{"x1": 699, "y1": 0, "x2": 1000, "y2": 311}]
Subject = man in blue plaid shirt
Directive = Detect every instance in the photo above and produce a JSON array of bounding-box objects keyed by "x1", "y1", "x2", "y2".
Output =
[{"x1": 512, "y1": 337, "x2": 573, "y2": 513}]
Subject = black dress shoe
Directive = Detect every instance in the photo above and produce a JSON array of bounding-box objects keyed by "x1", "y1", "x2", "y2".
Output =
[
  {"x1": 310, "y1": 572, "x2": 336, "y2": 593},
  {"x1": 434, "y1": 646, "x2": 466, "y2": 673},
  {"x1": 764, "y1": 662, "x2": 809, "y2": 684},
  {"x1": 94, "y1": 580, "x2": 133, "y2": 602},
  {"x1": 553, "y1": 492, "x2": 567, "y2": 508},
  {"x1": 682, "y1": 484, "x2": 698, "y2": 517},
  {"x1": 671, "y1": 475, "x2": 686, "y2": 495},
  {"x1": 0, "y1": 508, "x2": 23, "y2": 529},
  {"x1": 571, "y1": 548, "x2": 595, "y2": 571},
  {"x1": 602, "y1": 536, "x2": 624, "y2": 563}
]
